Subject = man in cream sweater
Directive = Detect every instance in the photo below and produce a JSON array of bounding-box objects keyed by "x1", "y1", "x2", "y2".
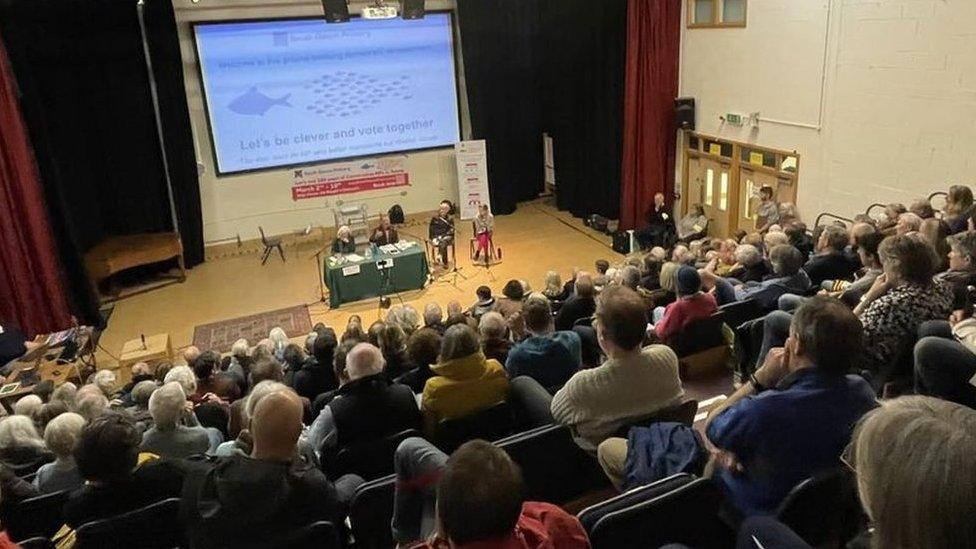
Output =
[{"x1": 551, "y1": 286, "x2": 684, "y2": 451}]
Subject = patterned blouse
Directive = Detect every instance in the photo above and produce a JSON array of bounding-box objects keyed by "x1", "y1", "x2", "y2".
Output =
[{"x1": 860, "y1": 280, "x2": 953, "y2": 372}]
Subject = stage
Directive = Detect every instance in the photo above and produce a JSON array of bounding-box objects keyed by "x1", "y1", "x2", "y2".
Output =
[{"x1": 93, "y1": 199, "x2": 623, "y2": 369}]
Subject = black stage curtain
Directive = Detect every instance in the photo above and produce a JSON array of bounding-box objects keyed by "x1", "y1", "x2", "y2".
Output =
[
  {"x1": 457, "y1": 0, "x2": 544, "y2": 215},
  {"x1": 541, "y1": 0, "x2": 627, "y2": 219},
  {"x1": 0, "y1": 0, "x2": 203, "y2": 326}
]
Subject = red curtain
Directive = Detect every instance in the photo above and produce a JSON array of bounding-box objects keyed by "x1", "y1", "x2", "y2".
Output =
[
  {"x1": 619, "y1": 0, "x2": 682, "y2": 230},
  {"x1": 0, "y1": 37, "x2": 73, "y2": 336}
]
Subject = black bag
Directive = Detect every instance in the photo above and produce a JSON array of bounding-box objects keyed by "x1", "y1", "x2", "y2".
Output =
[
  {"x1": 388, "y1": 204, "x2": 405, "y2": 224},
  {"x1": 586, "y1": 214, "x2": 609, "y2": 233},
  {"x1": 612, "y1": 231, "x2": 630, "y2": 254}
]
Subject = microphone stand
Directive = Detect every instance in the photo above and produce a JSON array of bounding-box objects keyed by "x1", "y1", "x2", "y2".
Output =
[{"x1": 308, "y1": 245, "x2": 332, "y2": 306}]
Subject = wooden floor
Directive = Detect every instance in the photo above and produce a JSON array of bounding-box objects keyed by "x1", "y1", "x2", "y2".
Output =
[{"x1": 94, "y1": 198, "x2": 624, "y2": 368}]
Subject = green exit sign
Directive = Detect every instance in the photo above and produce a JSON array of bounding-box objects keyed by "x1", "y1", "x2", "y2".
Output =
[{"x1": 725, "y1": 113, "x2": 743, "y2": 125}]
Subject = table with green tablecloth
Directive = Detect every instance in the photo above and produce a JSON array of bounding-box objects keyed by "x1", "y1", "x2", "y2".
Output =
[{"x1": 325, "y1": 244, "x2": 430, "y2": 308}]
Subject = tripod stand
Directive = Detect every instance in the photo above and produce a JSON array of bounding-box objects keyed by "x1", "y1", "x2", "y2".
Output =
[
  {"x1": 376, "y1": 257, "x2": 405, "y2": 316},
  {"x1": 308, "y1": 245, "x2": 332, "y2": 307},
  {"x1": 432, "y1": 238, "x2": 467, "y2": 291}
]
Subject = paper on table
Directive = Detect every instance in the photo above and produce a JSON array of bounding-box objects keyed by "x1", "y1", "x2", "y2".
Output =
[{"x1": 345, "y1": 253, "x2": 364, "y2": 262}]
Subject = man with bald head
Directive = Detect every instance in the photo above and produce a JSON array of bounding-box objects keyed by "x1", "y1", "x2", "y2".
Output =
[
  {"x1": 182, "y1": 386, "x2": 363, "y2": 548},
  {"x1": 555, "y1": 272, "x2": 596, "y2": 331},
  {"x1": 307, "y1": 343, "x2": 421, "y2": 457},
  {"x1": 636, "y1": 192, "x2": 675, "y2": 249}
]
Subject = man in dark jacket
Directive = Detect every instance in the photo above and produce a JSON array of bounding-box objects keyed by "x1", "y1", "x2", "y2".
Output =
[
  {"x1": 307, "y1": 343, "x2": 421, "y2": 455},
  {"x1": 635, "y1": 193, "x2": 675, "y2": 249},
  {"x1": 802, "y1": 225, "x2": 857, "y2": 286},
  {"x1": 181, "y1": 388, "x2": 362, "y2": 548},
  {"x1": 505, "y1": 298, "x2": 581, "y2": 391},
  {"x1": 292, "y1": 329, "x2": 338, "y2": 400},
  {"x1": 554, "y1": 274, "x2": 596, "y2": 331}
]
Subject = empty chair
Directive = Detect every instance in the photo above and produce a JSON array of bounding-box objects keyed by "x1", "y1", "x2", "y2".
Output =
[
  {"x1": 669, "y1": 313, "x2": 726, "y2": 358},
  {"x1": 432, "y1": 401, "x2": 514, "y2": 453},
  {"x1": 776, "y1": 467, "x2": 865, "y2": 548},
  {"x1": 507, "y1": 376, "x2": 554, "y2": 431},
  {"x1": 578, "y1": 476, "x2": 733, "y2": 549},
  {"x1": 258, "y1": 226, "x2": 285, "y2": 265},
  {"x1": 348, "y1": 474, "x2": 396, "y2": 549},
  {"x1": 6, "y1": 489, "x2": 70, "y2": 541},
  {"x1": 276, "y1": 521, "x2": 341, "y2": 549},
  {"x1": 718, "y1": 298, "x2": 763, "y2": 331},
  {"x1": 75, "y1": 498, "x2": 182, "y2": 549},
  {"x1": 497, "y1": 424, "x2": 610, "y2": 505},
  {"x1": 321, "y1": 429, "x2": 421, "y2": 481}
]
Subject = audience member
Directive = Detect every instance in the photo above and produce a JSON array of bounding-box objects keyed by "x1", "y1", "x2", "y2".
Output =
[
  {"x1": 936, "y1": 231, "x2": 976, "y2": 312},
  {"x1": 653, "y1": 266, "x2": 717, "y2": 344},
  {"x1": 74, "y1": 384, "x2": 109, "y2": 422},
  {"x1": 225, "y1": 339, "x2": 251, "y2": 385},
  {"x1": 11, "y1": 394, "x2": 41, "y2": 419},
  {"x1": 281, "y1": 343, "x2": 305, "y2": 387},
  {"x1": 191, "y1": 350, "x2": 241, "y2": 404},
  {"x1": 33, "y1": 412, "x2": 85, "y2": 493},
  {"x1": 909, "y1": 197, "x2": 935, "y2": 220},
  {"x1": 391, "y1": 439, "x2": 589, "y2": 548},
  {"x1": 164, "y1": 365, "x2": 198, "y2": 398},
  {"x1": 505, "y1": 296, "x2": 581, "y2": 390},
  {"x1": 421, "y1": 324, "x2": 509, "y2": 432},
  {"x1": 724, "y1": 244, "x2": 768, "y2": 283},
  {"x1": 308, "y1": 343, "x2": 421, "y2": 454},
  {"x1": 140, "y1": 382, "x2": 212, "y2": 458},
  {"x1": 0, "y1": 415, "x2": 52, "y2": 474},
  {"x1": 802, "y1": 224, "x2": 857, "y2": 286},
  {"x1": 398, "y1": 328, "x2": 442, "y2": 394},
  {"x1": 552, "y1": 286, "x2": 683, "y2": 450},
  {"x1": 876, "y1": 202, "x2": 906, "y2": 232},
  {"x1": 269, "y1": 326, "x2": 289, "y2": 361},
  {"x1": 50, "y1": 382, "x2": 77, "y2": 410},
  {"x1": 640, "y1": 255, "x2": 664, "y2": 291},
  {"x1": 919, "y1": 217, "x2": 951, "y2": 271},
  {"x1": 896, "y1": 212, "x2": 923, "y2": 234},
  {"x1": 379, "y1": 323, "x2": 413, "y2": 379},
  {"x1": 423, "y1": 302, "x2": 446, "y2": 334},
  {"x1": 755, "y1": 186, "x2": 779, "y2": 233},
  {"x1": 705, "y1": 245, "x2": 811, "y2": 310},
  {"x1": 495, "y1": 279, "x2": 525, "y2": 321},
  {"x1": 554, "y1": 273, "x2": 596, "y2": 331},
  {"x1": 468, "y1": 285, "x2": 496, "y2": 319},
  {"x1": 400, "y1": 305, "x2": 422, "y2": 336},
  {"x1": 542, "y1": 270, "x2": 568, "y2": 301},
  {"x1": 341, "y1": 316, "x2": 367, "y2": 343},
  {"x1": 183, "y1": 345, "x2": 201, "y2": 367},
  {"x1": 90, "y1": 369, "x2": 118, "y2": 399},
  {"x1": 293, "y1": 329, "x2": 338, "y2": 400},
  {"x1": 367, "y1": 320, "x2": 385, "y2": 347},
  {"x1": 35, "y1": 400, "x2": 69, "y2": 433},
  {"x1": 944, "y1": 184, "x2": 974, "y2": 234},
  {"x1": 478, "y1": 312, "x2": 512, "y2": 365}
]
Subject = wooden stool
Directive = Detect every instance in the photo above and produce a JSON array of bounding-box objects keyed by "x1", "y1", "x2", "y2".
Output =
[{"x1": 118, "y1": 333, "x2": 173, "y2": 373}]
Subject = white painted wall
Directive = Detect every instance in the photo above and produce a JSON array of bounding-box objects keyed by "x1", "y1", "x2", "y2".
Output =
[
  {"x1": 679, "y1": 0, "x2": 976, "y2": 223},
  {"x1": 172, "y1": 0, "x2": 468, "y2": 244}
]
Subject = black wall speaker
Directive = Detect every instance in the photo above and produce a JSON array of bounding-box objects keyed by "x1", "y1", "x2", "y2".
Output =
[
  {"x1": 401, "y1": 0, "x2": 425, "y2": 20},
  {"x1": 322, "y1": 0, "x2": 349, "y2": 23},
  {"x1": 675, "y1": 97, "x2": 696, "y2": 130}
]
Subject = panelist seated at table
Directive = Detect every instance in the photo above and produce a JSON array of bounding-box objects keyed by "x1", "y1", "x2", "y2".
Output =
[
  {"x1": 369, "y1": 215, "x2": 399, "y2": 246},
  {"x1": 332, "y1": 225, "x2": 357, "y2": 255},
  {"x1": 429, "y1": 200, "x2": 455, "y2": 267}
]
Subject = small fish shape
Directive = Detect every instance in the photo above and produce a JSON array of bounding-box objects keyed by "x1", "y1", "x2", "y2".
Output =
[{"x1": 227, "y1": 87, "x2": 291, "y2": 116}]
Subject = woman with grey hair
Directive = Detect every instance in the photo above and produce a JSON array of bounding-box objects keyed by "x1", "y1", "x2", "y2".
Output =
[
  {"x1": 478, "y1": 311, "x2": 511, "y2": 365},
  {"x1": 703, "y1": 244, "x2": 811, "y2": 310},
  {"x1": 140, "y1": 382, "x2": 213, "y2": 458},
  {"x1": 400, "y1": 305, "x2": 422, "y2": 336},
  {"x1": 0, "y1": 415, "x2": 53, "y2": 475},
  {"x1": 420, "y1": 324, "x2": 509, "y2": 432},
  {"x1": 50, "y1": 382, "x2": 78, "y2": 410},
  {"x1": 269, "y1": 327, "x2": 289, "y2": 361},
  {"x1": 164, "y1": 365, "x2": 198, "y2": 397},
  {"x1": 726, "y1": 243, "x2": 770, "y2": 283},
  {"x1": 12, "y1": 394, "x2": 43, "y2": 419},
  {"x1": 332, "y1": 224, "x2": 356, "y2": 254},
  {"x1": 34, "y1": 412, "x2": 86, "y2": 493}
]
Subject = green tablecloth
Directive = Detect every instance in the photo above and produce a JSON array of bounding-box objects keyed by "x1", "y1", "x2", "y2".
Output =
[{"x1": 325, "y1": 244, "x2": 430, "y2": 308}]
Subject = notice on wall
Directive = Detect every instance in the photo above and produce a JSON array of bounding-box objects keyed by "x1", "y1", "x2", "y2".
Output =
[
  {"x1": 455, "y1": 140, "x2": 491, "y2": 219},
  {"x1": 291, "y1": 155, "x2": 409, "y2": 200}
]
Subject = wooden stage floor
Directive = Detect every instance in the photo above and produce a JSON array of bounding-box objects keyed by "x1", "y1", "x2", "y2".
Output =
[{"x1": 94, "y1": 199, "x2": 624, "y2": 368}]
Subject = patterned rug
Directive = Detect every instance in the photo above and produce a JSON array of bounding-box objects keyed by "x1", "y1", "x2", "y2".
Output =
[{"x1": 192, "y1": 305, "x2": 312, "y2": 353}]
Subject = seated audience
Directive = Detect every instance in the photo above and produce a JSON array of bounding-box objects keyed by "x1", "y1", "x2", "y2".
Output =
[
  {"x1": 281, "y1": 343, "x2": 305, "y2": 388},
  {"x1": 554, "y1": 273, "x2": 596, "y2": 331},
  {"x1": 724, "y1": 244, "x2": 769, "y2": 283},
  {"x1": 33, "y1": 412, "x2": 86, "y2": 493},
  {"x1": 421, "y1": 324, "x2": 509, "y2": 432},
  {"x1": 379, "y1": 324, "x2": 413, "y2": 379},
  {"x1": 896, "y1": 212, "x2": 923, "y2": 234},
  {"x1": 495, "y1": 279, "x2": 525, "y2": 321},
  {"x1": 677, "y1": 204, "x2": 708, "y2": 242},
  {"x1": 876, "y1": 202, "x2": 906, "y2": 232},
  {"x1": 140, "y1": 382, "x2": 213, "y2": 458},
  {"x1": 619, "y1": 265, "x2": 642, "y2": 290},
  {"x1": 224, "y1": 339, "x2": 251, "y2": 385},
  {"x1": 944, "y1": 184, "x2": 974, "y2": 234},
  {"x1": 293, "y1": 329, "x2": 338, "y2": 400},
  {"x1": 830, "y1": 231, "x2": 885, "y2": 303},
  {"x1": 468, "y1": 285, "x2": 497, "y2": 319},
  {"x1": 391, "y1": 438, "x2": 589, "y2": 548},
  {"x1": 914, "y1": 318, "x2": 976, "y2": 409},
  {"x1": 423, "y1": 302, "x2": 446, "y2": 334},
  {"x1": 181, "y1": 388, "x2": 362, "y2": 548},
  {"x1": 308, "y1": 343, "x2": 421, "y2": 454},
  {"x1": 341, "y1": 315, "x2": 366, "y2": 343},
  {"x1": 705, "y1": 245, "x2": 811, "y2": 310},
  {"x1": 74, "y1": 384, "x2": 109, "y2": 422},
  {"x1": 64, "y1": 412, "x2": 185, "y2": 527},
  {"x1": 12, "y1": 394, "x2": 41, "y2": 419},
  {"x1": 552, "y1": 286, "x2": 684, "y2": 450},
  {"x1": 183, "y1": 345, "x2": 202, "y2": 366},
  {"x1": 640, "y1": 255, "x2": 663, "y2": 291},
  {"x1": 909, "y1": 197, "x2": 936, "y2": 220},
  {"x1": 191, "y1": 350, "x2": 241, "y2": 404},
  {"x1": 0, "y1": 415, "x2": 52, "y2": 474},
  {"x1": 701, "y1": 297, "x2": 876, "y2": 516},
  {"x1": 653, "y1": 266, "x2": 718, "y2": 344},
  {"x1": 479, "y1": 312, "x2": 512, "y2": 365},
  {"x1": 397, "y1": 328, "x2": 442, "y2": 393},
  {"x1": 937, "y1": 231, "x2": 976, "y2": 312},
  {"x1": 36, "y1": 401, "x2": 69, "y2": 433},
  {"x1": 505, "y1": 296, "x2": 582, "y2": 390},
  {"x1": 847, "y1": 396, "x2": 976, "y2": 549},
  {"x1": 400, "y1": 305, "x2": 422, "y2": 336},
  {"x1": 920, "y1": 217, "x2": 951, "y2": 271},
  {"x1": 802, "y1": 224, "x2": 857, "y2": 286},
  {"x1": 542, "y1": 270, "x2": 568, "y2": 301}
]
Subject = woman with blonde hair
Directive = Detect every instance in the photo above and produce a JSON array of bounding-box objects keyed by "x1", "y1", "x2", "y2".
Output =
[
  {"x1": 847, "y1": 396, "x2": 976, "y2": 549},
  {"x1": 945, "y1": 184, "x2": 974, "y2": 234},
  {"x1": 542, "y1": 271, "x2": 566, "y2": 301}
]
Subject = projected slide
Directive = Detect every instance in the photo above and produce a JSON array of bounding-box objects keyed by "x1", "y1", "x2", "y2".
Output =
[{"x1": 193, "y1": 15, "x2": 461, "y2": 174}]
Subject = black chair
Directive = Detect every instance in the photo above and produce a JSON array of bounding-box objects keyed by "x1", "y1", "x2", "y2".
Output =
[
  {"x1": 432, "y1": 401, "x2": 515, "y2": 453},
  {"x1": 669, "y1": 312, "x2": 727, "y2": 357},
  {"x1": 717, "y1": 298, "x2": 763, "y2": 331},
  {"x1": 348, "y1": 474, "x2": 396, "y2": 549},
  {"x1": 259, "y1": 226, "x2": 285, "y2": 265},
  {"x1": 611, "y1": 397, "x2": 699, "y2": 438},
  {"x1": 579, "y1": 476, "x2": 734, "y2": 549},
  {"x1": 7, "y1": 489, "x2": 70, "y2": 541},
  {"x1": 277, "y1": 521, "x2": 341, "y2": 549},
  {"x1": 17, "y1": 538, "x2": 54, "y2": 549},
  {"x1": 776, "y1": 467, "x2": 865, "y2": 548},
  {"x1": 194, "y1": 402, "x2": 229, "y2": 441},
  {"x1": 507, "y1": 376, "x2": 554, "y2": 431},
  {"x1": 75, "y1": 498, "x2": 182, "y2": 549},
  {"x1": 497, "y1": 424, "x2": 610, "y2": 504},
  {"x1": 321, "y1": 429, "x2": 421, "y2": 481}
]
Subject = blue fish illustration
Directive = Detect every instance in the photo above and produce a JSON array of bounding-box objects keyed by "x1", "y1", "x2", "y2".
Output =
[{"x1": 228, "y1": 87, "x2": 291, "y2": 116}]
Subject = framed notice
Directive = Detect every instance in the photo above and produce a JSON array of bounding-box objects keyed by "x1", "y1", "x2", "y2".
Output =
[{"x1": 454, "y1": 140, "x2": 491, "y2": 219}]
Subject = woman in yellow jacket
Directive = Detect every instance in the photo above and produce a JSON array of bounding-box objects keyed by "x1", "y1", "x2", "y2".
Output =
[{"x1": 421, "y1": 324, "x2": 509, "y2": 433}]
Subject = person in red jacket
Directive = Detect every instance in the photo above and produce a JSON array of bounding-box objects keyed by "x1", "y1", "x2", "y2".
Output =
[
  {"x1": 653, "y1": 265, "x2": 717, "y2": 344},
  {"x1": 394, "y1": 438, "x2": 590, "y2": 549}
]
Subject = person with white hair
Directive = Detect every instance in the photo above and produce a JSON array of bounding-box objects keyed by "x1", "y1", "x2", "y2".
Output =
[
  {"x1": 183, "y1": 345, "x2": 201, "y2": 366},
  {"x1": 400, "y1": 305, "x2": 421, "y2": 336},
  {"x1": 33, "y1": 412, "x2": 86, "y2": 493},
  {"x1": 725, "y1": 243, "x2": 770, "y2": 283},
  {"x1": 90, "y1": 369, "x2": 118, "y2": 398},
  {"x1": 128, "y1": 380, "x2": 158, "y2": 428},
  {"x1": 140, "y1": 382, "x2": 212, "y2": 458},
  {"x1": 0, "y1": 415, "x2": 52, "y2": 474},
  {"x1": 423, "y1": 302, "x2": 445, "y2": 334},
  {"x1": 332, "y1": 225, "x2": 356, "y2": 255},
  {"x1": 307, "y1": 343, "x2": 420, "y2": 455},
  {"x1": 226, "y1": 338, "x2": 251, "y2": 387},
  {"x1": 478, "y1": 312, "x2": 511, "y2": 365},
  {"x1": 269, "y1": 327, "x2": 289, "y2": 361},
  {"x1": 164, "y1": 365, "x2": 198, "y2": 397},
  {"x1": 50, "y1": 382, "x2": 78, "y2": 409},
  {"x1": 12, "y1": 394, "x2": 43, "y2": 418},
  {"x1": 74, "y1": 384, "x2": 109, "y2": 422}
]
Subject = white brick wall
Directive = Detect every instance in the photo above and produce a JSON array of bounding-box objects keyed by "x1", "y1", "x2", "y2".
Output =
[{"x1": 680, "y1": 0, "x2": 976, "y2": 222}]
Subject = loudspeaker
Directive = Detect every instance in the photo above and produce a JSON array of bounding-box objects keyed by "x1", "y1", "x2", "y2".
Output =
[
  {"x1": 401, "y1": 0, "x2": 425, "y2": 19},
  {"x1": 322, "y1": 0, "x2": 350, "y2": 23},
  {"x1": 675, "y1": 97, "x2": 695, "y2": 130}
]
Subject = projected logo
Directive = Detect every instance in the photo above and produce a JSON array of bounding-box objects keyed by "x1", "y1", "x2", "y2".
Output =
[
  {"x1": 304, "y1": 71, "x2": 412, "y2": 118},
  {"x1": 228, "y1": 86, "x2": 292, "y2": 116}
]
